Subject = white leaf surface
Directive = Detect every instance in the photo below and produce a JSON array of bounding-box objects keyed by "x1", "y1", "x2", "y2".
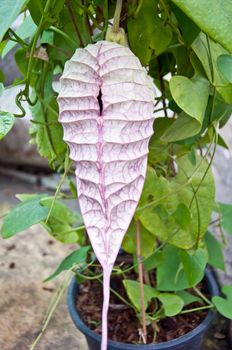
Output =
[{"x1": 58, "y1": 41, "x2": 155, "y2": 349}]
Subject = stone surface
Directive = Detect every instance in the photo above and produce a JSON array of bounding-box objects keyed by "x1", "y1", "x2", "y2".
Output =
[{"x1": 0, "y1": 178, "x2": 87, "y2": 350}]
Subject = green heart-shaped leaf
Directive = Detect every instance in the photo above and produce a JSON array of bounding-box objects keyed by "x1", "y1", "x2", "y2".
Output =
[
  {"x1": 170, "y1": 75, "x2": 210, "y2": 122},
  {"x1": 213, "y1": 286, "x2": 232, "y2": 320},
  {"x1": 158, "y1": 293, "x2": 184, "y2": 316},
  {"x1": 180, "y1": 248, "x2": 208, "y2": 287},
  {"x1": 163, "y1": 75, "x2": 209, "y2": 141},
  {"x1": 123, "y1": 280, "x2": 159, "y2": 311}
]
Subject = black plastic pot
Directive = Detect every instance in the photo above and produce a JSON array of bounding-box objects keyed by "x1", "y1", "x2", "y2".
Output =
[{"x1": 67, "y1": 268, "x2": 219, "y2": 350}]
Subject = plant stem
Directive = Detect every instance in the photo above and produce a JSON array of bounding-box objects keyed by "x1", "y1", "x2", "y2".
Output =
[
  {"x1": 157, "y1": 57, "x2": 168, "y2": 118},
  {"x1": 97, "y1": 277, "x2": 135, "y2": 310},
  {"x1": 180, "y1": 304, "x2": 214, "y2": 314},
  {"x1": 112, "y1": 0, "x2": 123, "y2": 32},
  {"x1": 45, "y1": 156, "x2": 72, "y2": 223},
  {"x1": 25, "y1": 0, "x2": 52, "y2": 95},
  {"x1": 103, "y1": 0, "x2": 109, "y2": 34},
  {"x1": 206, "y1": 35, "x2": 214, "y2": 84},
  {"x1": 8, "y1": 28, "x2": 28, "y2": 48},
  {"x1": 30, "y1": 271, "x2": 71, "y2": 350},
  {"x1": 193, "y1": 286, "x2": 213, "y2": 305},
  {"x1": 136, "y1": 220, "x2": 147, "y2": 344},
  {"x1": 74, "y1": 0, "x2": 103, "y2": 31},
  {"x1": 154, "y1": 106, "x2": 169, "y2": 114},
  {"x1": 66, "y1": 0, "x2": 84, "y2": 47},
  {"x1": 50, "y1": 26, "x2": 78, "y2": 46}
]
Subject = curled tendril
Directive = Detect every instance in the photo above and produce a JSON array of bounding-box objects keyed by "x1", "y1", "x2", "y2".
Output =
[{"x1": 14, "y1": 91, "x2": 26, "y2": 118}]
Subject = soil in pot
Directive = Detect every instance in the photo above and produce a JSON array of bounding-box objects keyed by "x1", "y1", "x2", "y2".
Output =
[{"x1": 76, "y1": 266, "x2": 208, "y2": 345}]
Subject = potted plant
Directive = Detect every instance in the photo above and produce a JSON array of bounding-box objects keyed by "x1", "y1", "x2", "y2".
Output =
[{"x1": 1, "y1": 0, "x2": 232, "y2": 350}]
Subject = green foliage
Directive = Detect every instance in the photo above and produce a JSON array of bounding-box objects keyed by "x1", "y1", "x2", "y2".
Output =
[
  {"x1": 158, "y1": 293, "x2": 184, "y2": 317},
  {"x1": 218, "y1": 202, "x2": 232, "y2": 235},
  {"x1": 157, "y1": 245, "x2": 189, "y2": 291},
  {"x1": 44, "y1": 246, "x2": 90, "y2": 282},
  {"x1": 15, "y1": 193, "x2": 85, "y2": 244},
  {"x1": 213, "y1": 286, "x2": 232, "y2": 320},
  {"x1": 1, "y1": 197, "x2": 49, "y2": 238},
  {"x1": 0, "y1": 111, "x2": 15, "y2": 140},
  {"x1": 143, "y1": 250, "x2": 163, "y2": 271},
  {"x1": 205, "y1": 231, "x2": 225, "y2": 270},
  {"x1": 164, "y1": 75, "x2": 210, "y2": 141},
  {"x1": 0, "y1": 0, "x2": 28, "y2": 42},
  {"x1": 29, "y1": 71, "x2": 67, "y2": 168},
  {"x1": 122, "y1": 220, "x2": 155, "y2": 258},
  {"x1": 217, "y1": 55, "x2": 232, "y2": 84},
  {"x1": 27, "y1": 0, "x2": 65, "y2": 27},
  {"x1": 127, "y1": 0, "x2": 172, "y2": 65},
  {"x1": 123, "y1": 280, "x2": 159, "y2": 311},
  {"x1": 171, "y1": 0, "x2": 232, "y2": 53},
  {"x1": 2, "y1": 15, "x2": 37, "y2": 58},
  {"x1": 169, "y1": 2, "x2": 200, "y2": 46},
  {"x1": 123, "y1": 279, "x2": 184, "y2": 317},
  {"x1": 192, "y1": 34, "x2": 232, "y2": 104},
  {"x1": 176, "y1": 290, "x2": 202, "y2": 306},
  {"x1": 179, "y1": 247, "x2": 208, "y2": 286},
  {"x1": 41, "y1": 198, "x2": 85, "y2": 244},
  {"x1": 156, "y1": 244, "x2": 207, "y2": 291},
  {"x1": 173, "y1": 203, "x2": 191, "y2": 230},
  {"x1": 137, "y1": 155, "x2": 215, "y2": 249}
]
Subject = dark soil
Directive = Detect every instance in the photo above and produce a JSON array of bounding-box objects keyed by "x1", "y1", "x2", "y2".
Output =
[{"x1": 76, "y1": 267, "x2": 208, "y2": 345}]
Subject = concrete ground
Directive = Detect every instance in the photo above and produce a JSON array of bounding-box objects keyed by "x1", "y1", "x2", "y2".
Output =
[
  {"x1": 0, "y1": 177, "x2": 87, "y2": 350},
  {"x1": 0, "y1": 124, "x2": 232, "y2": 350}
]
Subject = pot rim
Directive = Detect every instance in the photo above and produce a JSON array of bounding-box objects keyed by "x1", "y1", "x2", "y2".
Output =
[{"x1": 67, "y1": 268, "x2": 219, "y2": 349}]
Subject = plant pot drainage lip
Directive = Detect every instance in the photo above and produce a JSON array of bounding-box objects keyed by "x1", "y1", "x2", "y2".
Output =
[{"x1": 67, "y1": 268, "x2": 219, "y2": 349}]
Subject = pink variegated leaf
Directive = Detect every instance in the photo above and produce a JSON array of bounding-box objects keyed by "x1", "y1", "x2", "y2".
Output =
[{"x1": 58, "y1": 41, "x2": 155, "y2": 350}]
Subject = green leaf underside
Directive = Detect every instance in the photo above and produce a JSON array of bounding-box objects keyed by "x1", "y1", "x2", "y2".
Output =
[
  {"x1": 0, "y1": 0, "x2": 28, "y2": 42},
  {"x1": 0, "y1": 111, "x2": 15, "y2": 140},
  {"x1": 29, "y1": 71, "x2": 67, "y2": 167},
  {"x1": 1, "y1": 198, "x2": 49, "y2": 238},
  {"x1": 44, "y1": 246, "x2": 90, "y2": 282},
  {"x1": 217, "y1": 55, "x2": 232, "y2": 84},
  {"x1": 2, "y1": 15, "x2": 37, "y2": 58},
  {"x1": 176, "y1": 290, "x2": 202, "y2": 306},
  {"x1": 15, "y1": 193, "x2": 84, "y2": 244},
  {"x1": 41, "y1": 198, "x2": 84, "y2": 244}
]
